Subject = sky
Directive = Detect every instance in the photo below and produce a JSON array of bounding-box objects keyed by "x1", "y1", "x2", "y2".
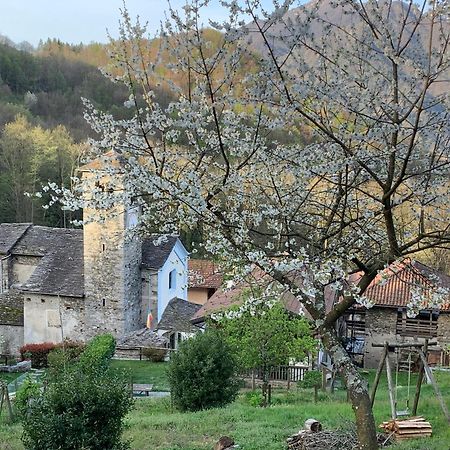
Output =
[{"x1": 0, "y1": 0, "x2": 276, "y2": 47}]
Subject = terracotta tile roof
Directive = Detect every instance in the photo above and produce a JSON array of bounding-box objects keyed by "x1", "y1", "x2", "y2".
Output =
[
  {"x1": 188, "y1": 259, "x2": 223, "y2": 289},
  {"x1": 353, "y1": 260, "x2": 450, "y2": 311},
  {"x1": 192, "y1": 269, "x2": 303, "y2": 322}
]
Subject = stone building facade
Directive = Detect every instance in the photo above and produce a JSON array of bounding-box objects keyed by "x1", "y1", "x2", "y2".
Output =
[
  {"x1": 0, "y1": 152, "x2": 195, "y2": 354},
  {"x1": 343, "y1": 261, "x2": 450, "y2": 369}
]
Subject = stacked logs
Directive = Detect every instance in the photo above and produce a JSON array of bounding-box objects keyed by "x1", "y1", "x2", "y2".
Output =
[{"x1": 379, "y1": 417, "x2": 432, "y2": 441}]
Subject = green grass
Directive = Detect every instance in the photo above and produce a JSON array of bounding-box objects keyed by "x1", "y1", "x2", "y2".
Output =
[
  {"x1": 1, "y1": 367, "x2": 449, "y2": 450},
  {"x1": 110, "y1": 359, "x2": 170, "y2": 391}
]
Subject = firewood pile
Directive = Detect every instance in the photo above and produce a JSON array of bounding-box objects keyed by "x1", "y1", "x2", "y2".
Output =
[
  {"x1": 286, "y1": 420, "x2": 393, "y2": 450},
  {"x1": 379, "y1": 417, "x2": 432, "y2": 441}
]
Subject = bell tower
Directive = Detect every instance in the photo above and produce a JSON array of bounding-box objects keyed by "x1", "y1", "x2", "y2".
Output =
[{"x1": 79, "y1": 151, "x2": 142, "y2": 338}]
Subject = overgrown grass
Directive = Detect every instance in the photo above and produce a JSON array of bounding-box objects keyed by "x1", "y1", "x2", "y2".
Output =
[
  {"x1": 1, "y1": 367, "x2": 449, "y2": 450},
  {"x1": 110, "y1": 359, "x2": 170, "y2": 391}
]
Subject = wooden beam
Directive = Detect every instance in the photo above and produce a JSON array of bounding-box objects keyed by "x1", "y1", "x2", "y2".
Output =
[
  {"x1": 418, "y1": 349, "x2": 450, "y2": 424},
  {"x1": 412, "y1": 339, "x2": 427, "y2": 416},
  {"x1": 372, "y1": 341, "x2": 437, "y2": 348},
  {"x1": 370, "y1": 342, "x2": 388, "y2": 406},
  {"x1": 385, "y1": 352, "x2": 397, "y2": 420}
]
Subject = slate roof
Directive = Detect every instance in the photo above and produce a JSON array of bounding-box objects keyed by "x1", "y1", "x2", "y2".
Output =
[
  {"x1": 0, "y1": 223, "x2": 31, "y2": 254},
  {"x1": 117, "y1": 328, "x2": 169, "y2": 348},
  {"x1": 0, "y1": 289, "x2": 24, "y2": 326},
  {"x1": 12, "y1": 226, "x2": 84, "y2": 298},
  {"x1": 157, "y1": 297, "x2": 202, "y2": 333},
  {"x1": 142, "y1": 236, "x2": 179, "y2": 270},
  {"x1": 188, "y1": 259, "x2": 223, "y2": 289},
  {"x1": 359, "y1": 260, "x2": 450, "y2": 311}
]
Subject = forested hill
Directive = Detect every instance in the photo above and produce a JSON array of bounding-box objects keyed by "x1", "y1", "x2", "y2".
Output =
[{"x1": 0, "y1": 40, "x2": 133, "y2": 140}]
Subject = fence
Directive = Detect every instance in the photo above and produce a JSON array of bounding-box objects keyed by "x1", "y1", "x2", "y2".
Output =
[{"x1": 242, "y1": 364, "x2": 309, "y2": 385}]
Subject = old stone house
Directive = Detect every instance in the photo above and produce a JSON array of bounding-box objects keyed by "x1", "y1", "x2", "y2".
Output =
[
  {"x1": 342, "y1": 261, "x2": 450, "y2": 369},
  {"x1": 0, "y1": 153, "x2": 203, "y2": 355}
]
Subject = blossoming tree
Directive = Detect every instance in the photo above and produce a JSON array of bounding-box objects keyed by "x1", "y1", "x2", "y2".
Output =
[{"x1": 52, "y1": 0, "x2": 449, "y2": 448}]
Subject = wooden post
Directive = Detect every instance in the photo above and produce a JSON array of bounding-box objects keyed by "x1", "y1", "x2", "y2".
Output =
[
  {"x1": 321, "y1": 367, "x2": 327, "y2": 391},
  {"x1": 418, "y1": 349, "x2": 450, "y2": 424},
  {"x1": 370, "y1": 343, "x2": 388, "y2": 406},
  {"x1": 268, "y1": 384, "x2": 272, "y2": 406},
  {"x1": 251, "y1": 369, "x2": 256, "y2": 391},
  {"x1": 287, "y1": 366, "x2": 291, "y2": 391},
  {"x1": 385, "y1": 351, "x2": 397, "y2": 419},
  {"x1": 412, "y1": 339, "x2": 428, "y2": 416}
]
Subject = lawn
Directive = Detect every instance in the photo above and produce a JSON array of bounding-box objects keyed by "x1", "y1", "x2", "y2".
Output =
[
  {"x1": 110, "y1": 359, "x2": 170, "y2": 391},
  {"x1": 0, "y1": 366, "x2": 449, "y2": 450}
]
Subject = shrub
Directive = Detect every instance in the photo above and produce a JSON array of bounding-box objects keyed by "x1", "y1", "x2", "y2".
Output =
[
  {"x1": 244, "y1": 390, "x2": 263, "y2": 407},
  {"x1": 141, "y1": 347, "x2": 167, "y2": 362},
  {"x1": 20, "y1": 340, "x2": 85, "y2": 370},
  {"x1": 299, "y1": 370, "x2": 322, "y2": 403},
  {"x1": 47, "y1": 341, "x2": 86, "y2": 378},
  {"x1": 78, "y1": 333, "x2": 116, "y2": 372},
  {"x1": 16, "y1": 366, "x2": 133, "y2": 450},
  {"x1": 168, "y1": 329, "x2": 239, "y2": 411},
  {"x1": 19, "y1": 342, "x2": 57, "y2": 368}
]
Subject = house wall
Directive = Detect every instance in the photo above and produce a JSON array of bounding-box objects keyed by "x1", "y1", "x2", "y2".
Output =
[
  {"x1": 157, "y1": 241, "x2": 188, "y2": 322},
  {"x1": 23, "y1": 294, "x2": 85, "y2": 344},
  {"x1": 141, "y1": 269, "x2": 158, "y2": 329},
  {"x1": 0, "y1": 324, "x2": 24, "y2": 355},
  {"x1": 363, "y1": 308, "x2": 450, "y2": 369},
  {"x1": 0, "y1": 256, "x2": 10, "y2": 292},
  {"x1": 188, "y1": 288, "x2": 209, "y2": 305},
  {"x1": 10, "y1": 255, "x2": 40, "y2": 286}
]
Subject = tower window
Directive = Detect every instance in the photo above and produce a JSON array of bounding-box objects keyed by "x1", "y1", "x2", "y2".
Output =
[
  {"x1": 169, "y1": 269, "x2": 176, "y2": 290},
  {"x1": 102, "y1": 243, "x2": 106, "y2": 252},
  {"x1": 102, "y1": 298, "x2": 106, "y2": 307}
]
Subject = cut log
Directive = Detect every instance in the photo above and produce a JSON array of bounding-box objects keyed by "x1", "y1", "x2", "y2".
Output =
[{"x1": 304, "y1": 418, "x2": 322, "y2": 432}]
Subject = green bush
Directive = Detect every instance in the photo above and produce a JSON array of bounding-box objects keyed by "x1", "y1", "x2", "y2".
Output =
[
  {"x1": 244, "y1": 390, "x2": 263, "y2": 407},
  {"x1": 168, "y1": 330, "x2": 239, "y2": 412},
  {"x1": 47, "y1": 341, "x2": 86, "y2": 378},
  {"x1": 16, "y1": 367, "x2": 133, "y2": 450},
  {"x1": 141, "y1": 347, "x2": 167, "y2": 362},
  {"x1": 78, "y1": 333, "x2": 116, "y2": 372}
]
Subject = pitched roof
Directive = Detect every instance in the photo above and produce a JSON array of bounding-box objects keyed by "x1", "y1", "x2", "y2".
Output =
[
  {"x1": 361, "y1": 260, "x2": 450, "y2": 311},
  {"x1": 117, "y1": 328, "x2": 169, "y2": 348},
  {"x1": 142, "y1": 235, "x2": 179, "y2": 270},
  {"x1": 78, "y1": 150, "x2": 126, "y2": 172},
  {"x1": 16, "y1": 226, "x2": 84, "y2": 298},
  {"x1": 0, "y1": 223, "x2": 31, "y2": 254},
  {"x1": 157, "y1": 297, "x2": 202, "y2": 333},
  {"x1": 192, "y1": 269, "x2": 303, "y2": 323},
  {"x1": 0, "y1": 289, "x2": 24, "y2": 326},
  {"x1": 188, "y1": 259, "x2": 223, "y2": 289}
]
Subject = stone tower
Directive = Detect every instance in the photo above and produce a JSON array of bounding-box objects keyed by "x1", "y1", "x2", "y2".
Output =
[{"x1": 79, "y1": 151, "x2": 142, "y2": 338}]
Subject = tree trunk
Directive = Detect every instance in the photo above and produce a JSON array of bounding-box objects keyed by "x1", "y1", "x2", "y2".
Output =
[{"x1": 321, "y1": 326, "x2": 378, "y2": 450}]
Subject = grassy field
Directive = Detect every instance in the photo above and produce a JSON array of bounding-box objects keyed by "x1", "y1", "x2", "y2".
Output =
[
  {"x1": 110, "y1": 359, "x2": 170, "y2": 391},
  {"x1": 0, "y1": 363, "x2": 449, "y2": 450}
]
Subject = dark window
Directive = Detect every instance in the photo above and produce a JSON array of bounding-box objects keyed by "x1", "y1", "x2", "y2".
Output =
[
  {"x1": 396, "y1": 309, "x2": 438, "y2": 338},
  {"x1": 102, "y1": 298, "x2": 106, "y2": 307},
  {"x1": 169, "y1": 269, "x2": 176, "y2": 289},
  {"x1": 102, "y1": 243, "x2": 106, "y2": 252}
]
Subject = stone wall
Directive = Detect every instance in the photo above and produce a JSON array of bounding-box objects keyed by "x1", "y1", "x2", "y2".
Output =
[
  {"x1": 0, "y1": 324, "x2": 24, "y2": 355},
  {"x1": 23, "y1": 294, "x2": 85, "y2": 344},
  {"x1": 363, "y1": 307, "x2": 450, "y2": 369}
]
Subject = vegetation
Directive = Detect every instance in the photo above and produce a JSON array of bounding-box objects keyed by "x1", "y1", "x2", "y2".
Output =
[
  {"x1": 168, "y1": 330, "x2": 239, "y2": 412},
  {"x1": 15, "y1": 334, "x2": 132, "y2": 450},
  {"x1": 218, "y1": 294, "x2": 316, "y2": 405},
  {"x1": 2, "y1": 370, "x2": 449, "y2": 450}
]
